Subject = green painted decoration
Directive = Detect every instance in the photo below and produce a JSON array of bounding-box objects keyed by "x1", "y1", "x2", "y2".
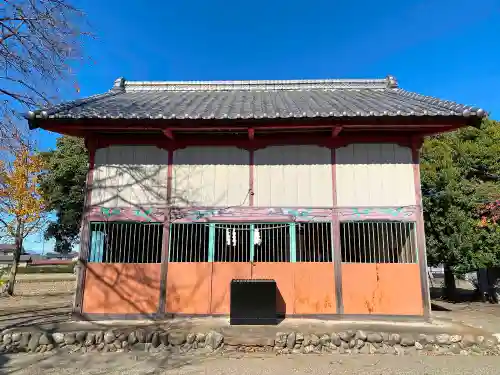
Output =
[
  {"x1": 289, "y1": 223, "x2": 297, "y2": 262},
  {"x1": 249, "y1": 224, "x2": 255, "y2": 262},
  {"x1": 208, "y1": 223, "x2": 215, "y2": 262}
]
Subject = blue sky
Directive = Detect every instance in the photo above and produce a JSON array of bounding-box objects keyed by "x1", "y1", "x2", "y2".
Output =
[{"x1": 26, "y1": 0, "x2": 500, "y2": 252}]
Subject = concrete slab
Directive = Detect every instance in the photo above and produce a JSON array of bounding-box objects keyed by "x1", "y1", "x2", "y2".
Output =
[{"x1": 4, "y1": 316, "x2": 491, "y2": 337}]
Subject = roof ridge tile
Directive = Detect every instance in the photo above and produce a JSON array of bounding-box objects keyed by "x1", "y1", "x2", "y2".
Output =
[{"x1": 120, "y1": 76, "x2": 398, "y2": 92}]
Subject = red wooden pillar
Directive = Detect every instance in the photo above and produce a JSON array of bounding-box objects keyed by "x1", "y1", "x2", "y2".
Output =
[
  {"x1": 412, "y1": 138, "x2": 432, "y2": 320},
  {"x1": 159, "y1": 148, "x2": 174, "y2": 316},
  {"x1": 331, "y1": 147, "x2": 343, "y2": 314},
  {"x1": 73, "y1": 137, "x2": 97, "y2": 316}
]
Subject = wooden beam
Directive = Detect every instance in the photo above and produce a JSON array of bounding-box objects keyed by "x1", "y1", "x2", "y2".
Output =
[
  {"x1": 162, "y1": 129, "x2": 174, "y2": 140},
  {"x1": 94, "y1": 133, "x2": 415, "y2": 151},
  {"x1": 332, "y1": 126, "x2": 342, "y2": 137}
]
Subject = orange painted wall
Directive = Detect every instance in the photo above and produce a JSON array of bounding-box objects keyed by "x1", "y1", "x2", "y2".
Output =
[
  {"x1": 166, "y1": 263, "x2": 212, "y2": 314},
  {"x1": 252, "y1": 263, "x2": 295, "y2": 314},
  {"x1": 82, "y1": 263, "x2": 161, "y2": 314},
  {"x1": 211, "y1": 263, "x2": 251, "y2": 314},
  {"x1": 84, "y1": 262, "x2": 422, "y2": 316},
  {"x1": 341, "y1": 263, "x2": 423, "y2": 315},
  {"x1": 294, "y1": 263, "x2": 336, "y2": 314},
  {"x1": 165, "y1": 262, "x2": 336, "y2": 315}
]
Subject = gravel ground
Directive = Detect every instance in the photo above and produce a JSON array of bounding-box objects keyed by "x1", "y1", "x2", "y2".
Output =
[
  {"x1": 1, "y1": 352, "x2": 500, "y2": 375},
  {"x1": 0, "y1": 280, "x2": 73, "y2": 331},
  {"x1": 433, "y1": 301, "x2": 500, "y2": 334},
  {"x1": 9, "y1": 280, "x2": 75, "y2": 297}
]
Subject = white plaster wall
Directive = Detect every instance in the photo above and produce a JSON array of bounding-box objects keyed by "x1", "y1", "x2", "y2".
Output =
[
  {"x1": 91, "y1": 146, "x2": 169, "y2": 208},
  {"x1": 172, "y1": 147, "x2": 249, "y2": 207},
  {"x1": 254, "y1": 145, "x2": 333, "y2": 207},
  {"x1": 335, "y1": 143, "x2": 415, "y2": 207}
]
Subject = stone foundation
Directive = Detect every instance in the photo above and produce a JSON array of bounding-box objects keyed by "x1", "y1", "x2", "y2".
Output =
[{"x1": 0, "y1": 329, "x2": 499, "y2": 356}]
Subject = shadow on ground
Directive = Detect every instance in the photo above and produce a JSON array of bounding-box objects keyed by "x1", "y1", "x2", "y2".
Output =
[
  {"x1": 0, "y1": 298, "x2": 73, "y2": 331},
  {"x1": 0, "y1": 351, "x2": 214, "y2": 375}
]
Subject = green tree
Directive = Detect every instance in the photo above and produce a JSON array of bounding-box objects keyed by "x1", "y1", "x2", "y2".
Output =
[
  {"x1": 39, "y1": 136, "x2": 88, "y2": 253},
  {"x1": 421, "y1": 119, "x2": 500, "y2": 299}
]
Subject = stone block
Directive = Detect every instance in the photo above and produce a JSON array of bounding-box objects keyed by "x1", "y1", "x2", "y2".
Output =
[
  {"x1": 205, "y1": 331, "x2": 223, "y2": 350},
  {"x1": 75, "y1": 331, "x2": 87, "y2": 343},
  {"x1": 39, "y1": 333, "x2": 52, "y2": 346},
  {"x1": 400, "y1": 335, "x2": 415, "y2": 347},
  {"x1": 309, "y1": 334, "x2": 319, "y2": 346},
  {"x1": 195, "y1": 333, "x2": 205, "y2": 343},
  {"x1": 436, "y1": 333, "x2": 450, "y2": 345},
  {"x1": 339, "y1": 331, "x2": 355, "y2": 342},
  {"x1": 151, "y1": 332, "x2": 160, "y2": 348},
  {"x1": 85, "y1": 333, "x2": 95, "y2": 346},
  {"x1": 169, "y1": 331, "x2": 186, "y2": 346},
  {"x1": 95, "y1": 331, "x2": 104, "y2": 344},
  {"x1": 275, "y1": 332, "x2": 288, "y2": 348},
  {"x1": 104, "y1": 330, "x2": 116, "y2": 344},
  {"x1": 11, "y1": 333, "x2": 21, "y2": 342},
  {"x1": 136, "y1": 329, "x2": 146, "y2": 343},
  {"x1": 319, "y1": 334, "x2": 330, "y2": 346},
  {"x1": 128, "y1": 331, "x2": 138, "y2": 345},
  {"x1": 286, "y1": 332, "x2": 296, "y2": 349},
  {"x1": 52, "y1": 333, "x2": 64, "y2": 344},
  {"x1": 366, "y1": 333, "x2": 383, "y2": 343},
  {"x1": 28, "y1": 333, "x2": 42, "y2": 352},
  {"x1": 186, "y1": 333, "x2": 196, "y2": 344},
  {"x1": 330, "y1": 333, "x2": 341, "y2": 346},
  {"x1": 355, "y1": 330, "x2": 367, "y2": 341},
  {"x1": 387, "y1": 333, "x2": 400, "y2": 345},
  {"x1": 64, "y1": 333, "x2": 76, "y2": 345},
  {"x1": 461, "y1": 334, "x2": 475, "y2": 348}
]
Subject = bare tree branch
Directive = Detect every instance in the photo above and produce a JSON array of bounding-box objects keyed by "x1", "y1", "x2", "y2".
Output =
[
  {"x1": 0, "y1": 0, "x2": 90, "y2": 147},
  {"x1": 0, "y1": 19, "x2": 25, "y2": 44}
]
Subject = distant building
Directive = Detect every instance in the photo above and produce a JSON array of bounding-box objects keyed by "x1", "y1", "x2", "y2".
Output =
[
  {"x1": 43, "y1": 252, "x2": 79, "y2": 260},
  {"x1": 0, "y1": 244, "x2": 19, "y2": 256}
]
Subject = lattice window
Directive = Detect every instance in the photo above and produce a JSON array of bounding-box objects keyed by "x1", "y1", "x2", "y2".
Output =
[
  {"x1": 213, "y1": 224, "x2": 252, "y2": 262},
  {"x1": 340, "y1": 221, "x2": 417, "y2": 264},
  {"x1": 168, "y1": 222, "x2": 333, "y2": 263},
  {"x1": 252, "y1": 223, "x2": 291, "y2": 262},
  {"x1": 296, "y1": 222, "x2": 332, "y2": 262},
  {"x1": 88, "y1": 222, "x2": 163, "y2": 263},
  {"x1": 169, "y1": 223, "x2": 210, "y2": 262}
]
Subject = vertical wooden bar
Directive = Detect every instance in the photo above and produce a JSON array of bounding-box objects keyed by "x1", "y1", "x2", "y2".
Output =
[
  {"x1": 159, "y1": 148, "x2": 173, "y2": 316},
  {"x1": 289, "y1": 223, "x2": 296, "y2": 263},
  {"x1": 412, "y1": 138, "x2": 431, "y2": 320},
  {"x1": 331, "y1": 147, "x2": 343, "y2": 314},
  {"x1": 73, "y1": 137, "x2": 97, "y2": 316},
  {"x1": 249, "y1": 148, "x2": 254, "y2": 206}
]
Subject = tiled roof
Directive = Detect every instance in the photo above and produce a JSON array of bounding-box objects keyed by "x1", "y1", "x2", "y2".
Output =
[{"x1": 26, "y1": 76, "x2": 487, "y2": 124}]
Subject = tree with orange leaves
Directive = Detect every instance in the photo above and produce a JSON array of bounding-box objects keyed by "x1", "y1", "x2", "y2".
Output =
[{"x1": 0, "y1": 142, "x2": 46, "y2": 295}]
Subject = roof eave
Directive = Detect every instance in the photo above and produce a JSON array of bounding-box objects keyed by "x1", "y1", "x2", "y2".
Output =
[{"x1": 30, "y1": 114, "x2": 486, "y2": 137}]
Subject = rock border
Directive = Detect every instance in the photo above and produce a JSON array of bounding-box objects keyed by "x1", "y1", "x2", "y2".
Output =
[{"x1": 0, "y1": 329, "x2": 498, "y2": 356}]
